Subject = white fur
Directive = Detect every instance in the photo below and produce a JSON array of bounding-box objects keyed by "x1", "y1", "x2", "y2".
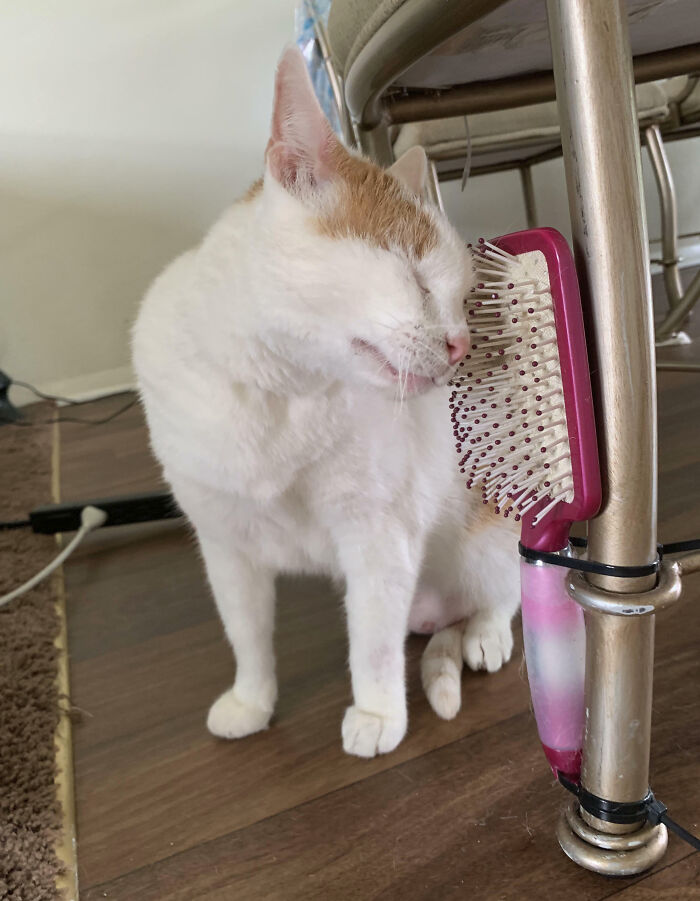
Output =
[{"x1": 132, "y1": 49, "x2": 520, "y2": 757}]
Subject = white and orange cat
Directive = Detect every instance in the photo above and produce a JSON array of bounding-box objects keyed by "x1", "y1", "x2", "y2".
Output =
[{"x1": 132, "y1": 47, "x2": 520, "y2": 758}]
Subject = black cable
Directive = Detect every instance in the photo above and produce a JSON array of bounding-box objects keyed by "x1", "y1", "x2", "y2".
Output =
[
  {"x1": 10, "y1": 379, "x2": 105, "y2": 407},
  {"x1": 7, "y1": 397, "x2": 137, "y2": 427},
  {"x1": 0, "y1": 518, "x2": 32, "y2": 531},
  {"x1": 2, "y1": 374, "x2": 137, "y2": 426},
  {"x1": 661, "y1": 538, "x2": 700, "y2": 555},
  {"x1": 659, "y1": 814, "x2": 700, "y2": 851}
]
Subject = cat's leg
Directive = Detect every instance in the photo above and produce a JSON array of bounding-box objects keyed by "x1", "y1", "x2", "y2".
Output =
[
  {"x1": 339, "y1": 531, "x2": 421, "y2": 758},
  {"x1": 199, "y1": 537, "x2": 277, "y2": 739},
  {"x1": 421, "y1": 623, "x2": 465, "y2": 720},
  {"x1": 459, "y1": 522, "x2": 520, "y2": 674},
  {"x1": 420, "y1": 518, "x2": 519, "y2": 717},
  {"x1": 170, "y1": 476, "x2": 277, "y2": 739}
]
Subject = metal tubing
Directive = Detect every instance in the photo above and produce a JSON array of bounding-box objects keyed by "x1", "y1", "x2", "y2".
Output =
[
  {"x1": 582, "y1": 614, "x2": 655, "y2": 806},
  {"x1": 675, "y1": 549, "x2": 700, "y2": 575},
  {"x1": 568, "y1": 563, "x2": 682, "y2": 618},
  {"x1": 519, "y1": 166, "x2": 537, "y2": 229},
  {"x1": 425, "y1": 159, "x2": 445, "y2": 212},
  {"x1": 645, "y1": 125, "x2": 684, "y2": 311},
  {"x1": 356, "y1": 122, "x2": 394, "y2": 167},
  {"x1": 382, "y1": 43, "x2": 700, "y2": 126},
  {"x1": 344, "y1": 0, "x2": 510, "y2": 127},
  {"x1": 656, "y1": 267, "x2": 700, "y2": 341},
  {"x1": 547, "y1": 0, "x2": 666, "y2": 872}
]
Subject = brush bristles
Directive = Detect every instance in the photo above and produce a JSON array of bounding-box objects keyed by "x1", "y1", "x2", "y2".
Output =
[{"x1": 451, "y1": 240, "x2": 574, "y2": 526}]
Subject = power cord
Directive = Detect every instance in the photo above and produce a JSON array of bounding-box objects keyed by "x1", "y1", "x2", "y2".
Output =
[
  {"x1": 0, "y1": 372, "x2": 137, "y2": 426},
  {"x1": 0, "y1": 506, "x2": 107, "y2": 609},
  {"x1": 9, "y1": 399, "x2": 137, "y2": 427},
  {"x1": 10, "y1": 379, "x2": 113, "y2": 407}
]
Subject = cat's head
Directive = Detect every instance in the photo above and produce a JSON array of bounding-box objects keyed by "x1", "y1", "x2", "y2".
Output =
[{"x1": 256, "y1": 47, "x2": 472, "y2": 396}]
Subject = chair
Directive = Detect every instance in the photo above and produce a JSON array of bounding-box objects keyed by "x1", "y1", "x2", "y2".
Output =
[{"x1": 321, "y1": 0, "x2": 700, "y2": 876}]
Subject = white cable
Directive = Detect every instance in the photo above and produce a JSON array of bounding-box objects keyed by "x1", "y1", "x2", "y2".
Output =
[{"x1": 0, "y1": 506, "x2": 107, "y2": 609}]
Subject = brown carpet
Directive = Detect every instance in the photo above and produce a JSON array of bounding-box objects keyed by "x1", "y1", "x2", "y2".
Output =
[{"x1": 0, "y1": 423, "x2": 65, "y2": 900}]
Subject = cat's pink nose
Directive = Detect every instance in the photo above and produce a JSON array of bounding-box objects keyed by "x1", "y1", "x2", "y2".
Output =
[{"x1": 446, "y1": 335, "x2": 469, "y2": 365}]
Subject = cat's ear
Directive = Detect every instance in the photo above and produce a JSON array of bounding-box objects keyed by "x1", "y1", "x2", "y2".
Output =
[
  {"x1": 266, "y1": 46, "x2": 338, "y2": 193},
  {"x1": 388, "y1": 146, "x2": 429, "y2": 197}
]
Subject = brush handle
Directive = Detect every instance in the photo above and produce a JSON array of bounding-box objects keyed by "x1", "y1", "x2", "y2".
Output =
[{"x1": 520, "y1": 555, "x2": 585, "y2": 778}]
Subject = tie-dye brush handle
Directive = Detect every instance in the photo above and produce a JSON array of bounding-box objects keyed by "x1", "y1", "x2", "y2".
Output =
[
  {"x1": 453, "y1": 228, "x2": 601, "y2": 778},
  {"x1": 520, "y1": 554, "x2": 586, "y2": 777}
]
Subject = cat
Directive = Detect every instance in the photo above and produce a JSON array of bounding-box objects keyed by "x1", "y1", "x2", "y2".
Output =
[{"x1": 132, "y1": 46, "x2": 520, "y2": 759}]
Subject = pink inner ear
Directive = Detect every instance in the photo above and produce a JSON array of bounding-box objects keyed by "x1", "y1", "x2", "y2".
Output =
[{"x1": 267, "y1": 47, "x2": 338, "y2": 191}]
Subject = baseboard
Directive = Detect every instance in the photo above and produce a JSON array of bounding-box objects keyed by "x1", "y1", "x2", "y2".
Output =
[
  {"x1": 649, "y1": 234, "x2": 700, "y2": 274},
  {"x1": 13, "y1": 364, "x2": 136, "y2": 408}
]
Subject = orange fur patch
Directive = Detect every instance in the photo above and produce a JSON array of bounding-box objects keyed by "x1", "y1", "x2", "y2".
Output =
[
  {"x1": 317, "y1": 146, "x2": 437, "y2": 259},
  {"x1": 468, "y1": 499, "x2": 519, "y2": 535},
  {"x1": 241, "y1": 178, "x2": 263, "y2": 202}
]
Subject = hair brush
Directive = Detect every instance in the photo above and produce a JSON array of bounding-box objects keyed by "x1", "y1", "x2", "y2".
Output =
[{"x1": 451, "y1": 228, "x2": 601, "y2": 779}]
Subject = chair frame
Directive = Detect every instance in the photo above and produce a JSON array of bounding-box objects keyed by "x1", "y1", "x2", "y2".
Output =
[{"x1": 314, "y1": 0, "x2": 700, "y2": 875}]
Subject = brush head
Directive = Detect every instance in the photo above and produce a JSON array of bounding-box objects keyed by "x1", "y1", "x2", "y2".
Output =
[{"x1": 451, "y1": 229, "x2": 600, "y2": 552}]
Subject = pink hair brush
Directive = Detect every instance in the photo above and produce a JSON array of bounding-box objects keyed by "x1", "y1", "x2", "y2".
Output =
[{"x1": 451, "y1": 228, "x2": 601, "y2": 779}]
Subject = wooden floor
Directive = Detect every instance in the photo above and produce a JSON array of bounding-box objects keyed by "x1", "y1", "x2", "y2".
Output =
[{"x1": 61, "y1": 361, "x2": 700, "y2": 898}]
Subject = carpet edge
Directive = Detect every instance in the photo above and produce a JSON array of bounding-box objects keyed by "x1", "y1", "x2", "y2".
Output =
[{"x1": 52, "y1": 421, "x2": 79, "y2": 901}]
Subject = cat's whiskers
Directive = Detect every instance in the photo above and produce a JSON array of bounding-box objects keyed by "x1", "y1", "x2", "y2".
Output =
[
  {"x1": 395, "y1": 344, "x2": 411, "y2": 413},
  {"x1": 401, "y1": 335, "x2": 447, "y2": 372}
]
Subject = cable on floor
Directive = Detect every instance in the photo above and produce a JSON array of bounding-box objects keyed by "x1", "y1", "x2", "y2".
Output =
[
  {"x1": 3, "y1": 375, "x2": 137, "y2": 426},
  {"x1": 0, "y1": 506, "x2": 107, "y2": 609},
  {"x1": 9, "y1": 397, "x2": 137, "y2": 426}
]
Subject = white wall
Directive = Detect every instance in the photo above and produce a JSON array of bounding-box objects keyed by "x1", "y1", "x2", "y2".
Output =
[
  {"x1": 1, "y1": 1, "x2": 699, "y2": 407},
  {"x1": 0, "y1": 0, "x2": 297, "y2": 405}
]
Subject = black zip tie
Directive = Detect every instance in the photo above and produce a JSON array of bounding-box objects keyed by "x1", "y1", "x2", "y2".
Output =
[
  {"x1": 518, "y1": 542, "x2": 661, "y2": 579},
  {"x1": 558, "y1": 773, "x2": 700, "y2": 851}
]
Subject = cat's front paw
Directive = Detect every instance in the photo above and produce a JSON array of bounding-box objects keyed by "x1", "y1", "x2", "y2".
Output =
[
  {"x1": 341, "y1": 705, "x2": 407, "y2": 758},
  {"x1": 462, "y1": 613, "x2": 514, "y2": 673},
  {"x1": 207, "y1": 688, "x2": 272, "y2": 739}
]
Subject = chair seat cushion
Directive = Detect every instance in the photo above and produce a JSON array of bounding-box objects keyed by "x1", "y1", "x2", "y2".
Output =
[
  {"x1": 393, "y1": 82, "x2": 669, "y2": 159},
  {"x1": 329, "y1": 0, "x2": 700, "y2": 88}
]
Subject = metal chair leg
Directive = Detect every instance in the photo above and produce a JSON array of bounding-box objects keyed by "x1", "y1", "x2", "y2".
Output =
[
  {"x1": 645, "y1": 124, "x2": 684, "y2": 314},
  {"x1": 547, "y1": 0, "x2": 667, "y2": 875},
  {"x1": 425, "y1": 159, "x2": 445, "y2": 212},
  {"x1": 519, "y1": 165, "x2": 538, "y2": 228},
  {"x1": 655, "y1": 268, "x2": 700, "y2": 343},
  {"x1": 644, "y1": 125, "x2": 700, "y2": 343}
]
